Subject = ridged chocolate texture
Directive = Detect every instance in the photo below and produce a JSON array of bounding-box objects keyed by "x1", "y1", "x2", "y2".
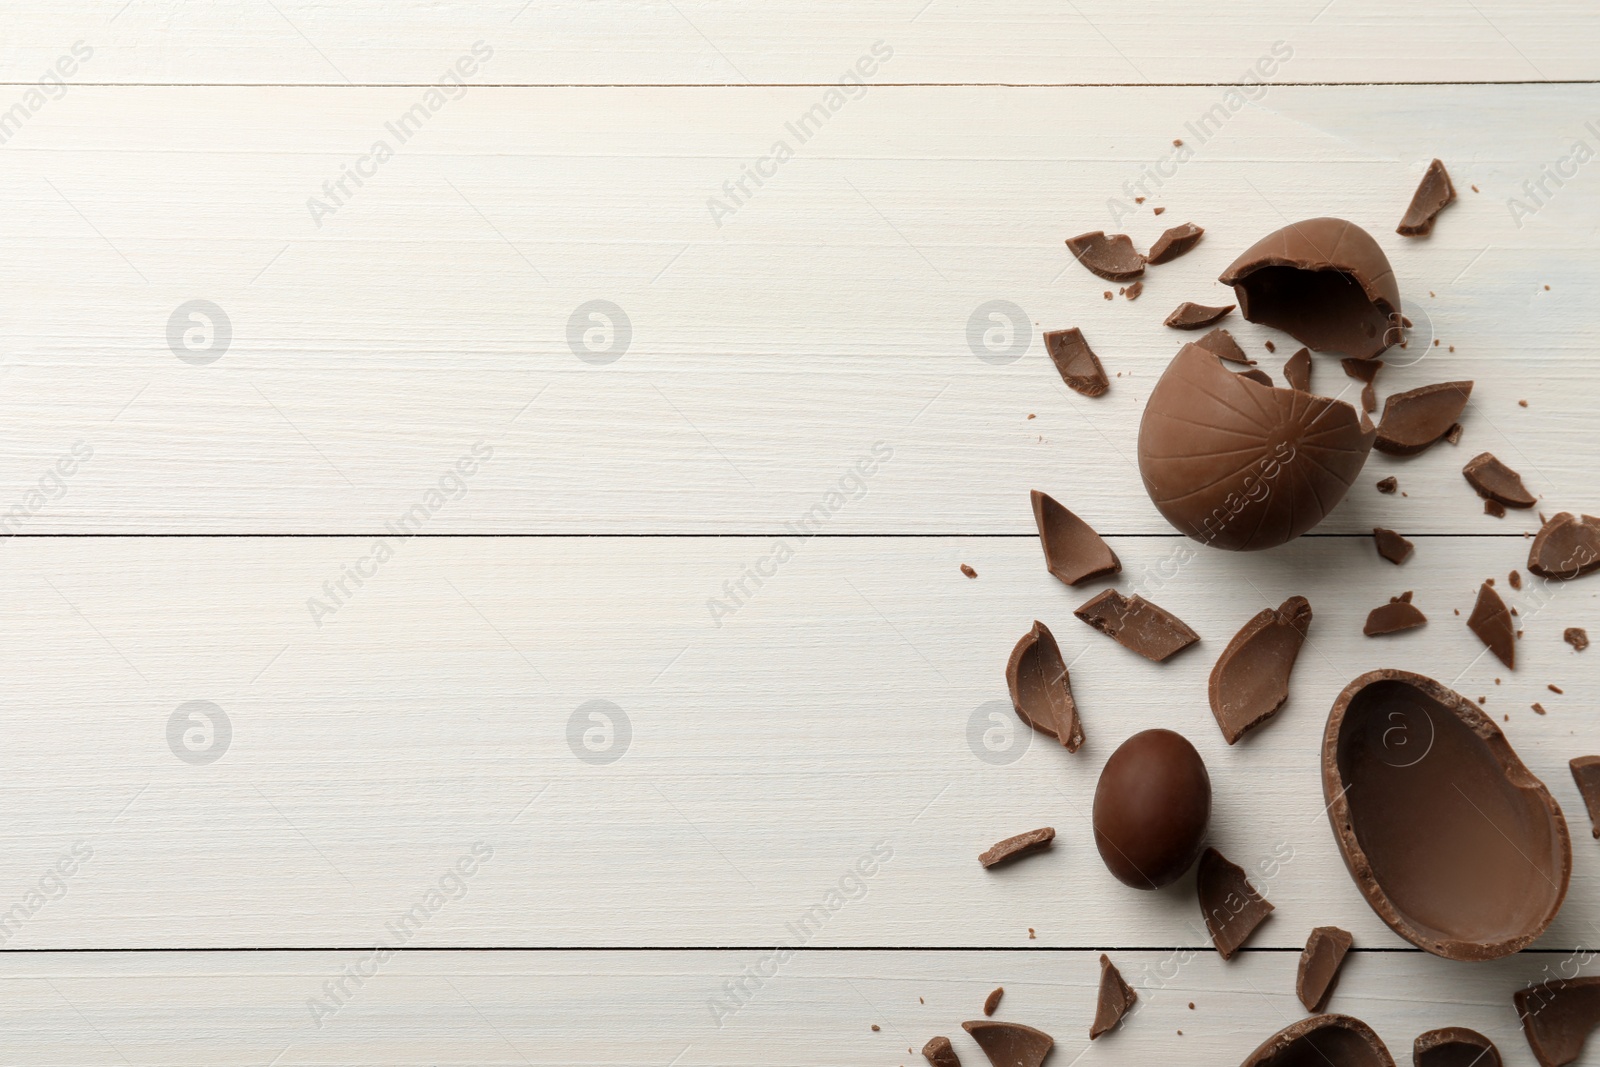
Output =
[{"x1": 1138, "y1": 343, "x2": 1376, "y2": 551}]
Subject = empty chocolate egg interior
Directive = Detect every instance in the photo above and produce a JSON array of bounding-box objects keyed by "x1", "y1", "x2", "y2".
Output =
[
  {"x1": 1235, "y1": 266, "x2": 1389, "y2": 356},
  {"x1": 1264, "y1": 1027, "x2": 1390, "y2": 1067},
  {"x1": 1334, "y1": 679, "x2": 1565, "y2": 948}
]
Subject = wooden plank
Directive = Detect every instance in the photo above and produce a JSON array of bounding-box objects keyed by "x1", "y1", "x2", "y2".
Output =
[{"x1": 0, "y1": 534, "x2": 1592, "y2": 948}]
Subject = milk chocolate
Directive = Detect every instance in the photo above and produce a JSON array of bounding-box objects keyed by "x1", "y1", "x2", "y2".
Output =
[
  {"x1": 1468, "y1": 581, "x2": 1516, "y2": 669},
  {"x1": 1284, "y1": 347, "x2": 1312, "y2": 392},
  {"x1": 1165, "y1": 301, "x2": 1234, "y2": 329},
  {"x1": 1074, "y1": 588, "x2": 1199, "y2": 662},
  {"x1": 1444, "y1": 422, "x2": 1464, "y2": 445},
  {"x1": 1486, "y1": 499, "x2": 1507, "y2": 518},
  {"x1": 1397, "y1": 159, "x2": 1457, "y2": 237},
  {"x1": 1528, "y1": 513, "x2": 1600, "y2": 580},
  {"x1": 961, "y1": 564, "x2": 977, "y2": 578},
  {"x1": 962, "y1": 1020, "x2": 1054, "y2": 1067},
  {"x1": 1007, "y1": 620, "x2": 1083, "y2": 751},
  {"x1": 1463, "y1": 452, "x2": 1536, "y2": 508},
  {"x1": 1296, "y1": 926, "x2": 1353, "y2": 1013},
  {"x1": 1195, "y1": 326, "x2": 1254, "y2": 365},
  {"x1": 979, "y1": 826, "x2": 1055, "y2": 869},
  {"x1": 1341, "y1": 357, "x2": 1382, "y2": 413},
  {"x1": 1030, "y1": 490, "x2": 1120, "y2": 586},
  {"x1": 1240, "y1": 1015, "x2": 1395, "y2": 1067},
  {"x1": 1376, "y1": 476, "x2": 1398, "y2": 494},
  {"x1": 1123, "y1": 280, "x2": 1143, "y2": 300},
  {"x1": 1363, "y1": 592, "x2": 1426, "y2": 636},
  {"x1": 983, "y1": 987, "x2": 1003, "y2": 1016},
  {"x1": 1147, "y1": 222, "x2": 1204, "y2": 264},
  {"x1": 1566, "y1": 627, "x2": 1589, "y2": 651},
  {"x1": 1197, "y1": 847, "x2": 1272, "y2": 959},
  {"x1": 1208, "y1": 596, "x2": 1312, "y2": 743},
  {"x1": 1571, "y1": 756, "x2": 1600, "y2": 839},
  {"x1": 1373, "y1": 528, "x2": 1413, "y2": 564},
  {"x1": 1414, "y1": 1027, "x2": 1500, "y2": 1067},
  {"x1": 1090, "y1": 955, "x2": 1136, "y2": 1039},
  {"x1": 1374, "y1": 381, "x2": 1473, "y2": 455},
  {"x1": 1515, "y1": 977, "x2": 1600, "y2": 1067},
  {"x1": 1237, "y1": 368, "x2": 1274, "y2": 386},
  {"x1": 922, "y1": 1036, "x2": 961, "y2": 1067},
  {"x1": 1093, "y1": 729, "x2": 1211, "y2": 889},
  {"x1": 1043, "y1": 328, "x2": 1111, "y2": 398},
  {"x1": 1066, "y1": 231, "x2": 1145, "y2": 281}
]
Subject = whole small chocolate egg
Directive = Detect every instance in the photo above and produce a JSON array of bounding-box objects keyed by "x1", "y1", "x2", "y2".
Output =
[{"x1": 1093, "y1": 729, "x2": 1211, "y2": 889}]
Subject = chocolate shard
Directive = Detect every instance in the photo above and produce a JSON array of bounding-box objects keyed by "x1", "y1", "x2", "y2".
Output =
[
  {"x1": 1566, "y1": 627, "x2": 1590, "y2": 651},
  {"x1": 1373, "y1": 527, "x2": 1413, "y2": 565},
  {"x1": 1074, "y1": 589, "x2": 1199, "y2": 662},
  {"x1": 1006, "y1": 620, "x2": 1084, "y2": 751},
  {"x1": 1376, "y1": 476, "x2": 1398, "y2": 494},
  {"x1": 1462, "y1": 452, "x2": 1536, "y2": 508},
  {"x1": 1219, "y1": 218, "x2": 1401, "y2": 360},
  {"x1": 1468, "y1": 581, "x2": 1516, "y2": 669},
  {"x1": 1284, "y1": 348, "x2": 1312, "y2": 392},
  {"x1": 1485, "y1": 499, "x2": 1507, "y2": 519},
  {"x1": 1165, "y1": 301, "x2": 1234, "y2": 329},
  {"x1": 1297, "y1": 926, "x2": 1353, "y2": 1013},
  {"x1": 1030, "y1": 490, "x2": 1121, "y2": 586},
  {"x1": 1043, "y1": 328, "x2": 1110, "y2": 398},
  {"x1": 1340, "y1": 358, "x2": 1383, "y2": 414},
  {"x1": 922, "y1": 1036, "x2": 962, "y2": 1067},
  {"x1": 983, "y1": 987, "x2": 1003, "y2": 1016},
  {"x1": 979, "y1": 827, "x2": 1055, "y2": 869},
  {"x1": 1124, "y1": 280, "x2": 1143, "y2": 300},
  {"x1": 1374, "y1": 380, "x2": 1473, "y2": 456},
  {"x1": 1090, "y1": 955, "x2": 1137, "y2": 1039},
  {"x1": 1572, "y1": 756, "x2": 1600, "y2": 839},
  {"x1": 1195, "y1": 326, "x2": 1254, "y2": 365},
  {"x1": 1198, "y1": 847, "x2": 1272, "y2": 959},
  {"x1": 1515, "y1": 977, "x2": 1600, "y2": 1067},
  {"x1": 962, "y1": 1020, "x2": 1054, "y2": 1067},
  {"x1": 1529, "y1": 513, "x2": 1600, "y2": 580},
  {"x1": 1066, "y1": 231, "x2": 1145, "y2": 281},
  {"x1": 1444, "y1": 422, "x2": 1464, "y2": 445},
  {"x1": 1138, "y1": 343, "x2": 1376, "y2": 551},
  {"x1": 1237, "y1": 368, "x2": 1274, "y2": 387},
  {"x1": 1147, "y1": 222, "x2": 1204, "y2": 264},
  {"x1": 1414, "y1": 1028, "x2": 1501, "y2": 1067},
  {"x1": 1208, "y1": 596, "x2": 1312, "y2": 744},
  {"x1": 1241, "y1": 1015, "x2": 1395, "y2": 1067},
  {"x1": 1363, "y1": 595, "x2": 1427, "y2": 636},
  {"x1": 1397, "y1": 159, "x2": 1457, "y2": 237}
]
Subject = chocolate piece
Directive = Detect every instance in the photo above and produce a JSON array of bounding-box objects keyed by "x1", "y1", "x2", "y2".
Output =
[
  {"x1": 1485, "y1": 499, "x2": 1507, "y2": 518},
  {"x1": 1241, "y1": 1015, "x2": 1395, "y2": 1067},
  {"x1": 1297, "y1": 926, "x2": 1353, "y2": 1013},
  {"x1": 979, "y1": 826, "x2": 1055, "y2": 869},
  {"x1": 1195, "y1": 326, "x2": 1253, "y2": 365},
  {"x1": 923, "y1": 1036, "x2": 961, "y2": 1067},
  {"x1": 1147, "y1": 222, "x2": 1204, "y2": 264},
  {"x1": 1341, "y1": 358, "x2": 1382, "y2": 414},
  {"x1": 1397, "y1": 159, "x2": 1457, "y2": 237},
  {"x1": 1374, "y1": 381, "x2": 1473, "y2": 456},
  {"x1": 1093, "y1": 729, "x2": 1209, "y2": 889},
  {"x1": 1566, "y1": 627, "x2": 1589, "y2": 651},
  {"x1": 1363, "y1": 594, "x2": 1426, "y2": 636},
  {"x1": 961, "y1": 563, "x2": 977, "y2": 578},
  {"x1": 1444, "y1": 422, "x2": 1464, "y2": 445},
  {"x1": 1123, "y1": 280, "x2": 1143, "y2": 300},
  {"x1": 1219, "y1": 218, "x2": 1401, "y2": 360},
  {"x1": 962, "y1": 1020, "x2": 1054, "y2": 1067},
  {"x1": 1208, "y1": 596, "x2": 1312, "y2": 744},
  {"x1": 1237, "y1": 368, "x2": 1274, "y2": 387},
  {"x1": 1030, "y1": 491, "x2": 1120, "y2": 587},
  {"x1": 1043, "y1": 328, "x2": 1110, "y2": 398},
  {"x1": 1090, "y1": 955, "x2": 1136, "y2": 1039},
  {"x1": 1324, "y1": 669, "x2": 1571, "y2": 960},
  {"x1": 1006, "y1": 620, "x2": 1084, "y2": 750},
  {"x1": 1197, "y1": 846, "x2": 1272, "y2": 959},
  {"x1": 1165, "y1": 301, "x2": 1234, "y2": 329},
  {"x1": 1509, "y1": 570, "x2": 1522, "y2": 589},
  {"x1": 1572, "y1": 756, "x2": 1600, "y2": 839},
  {"x1": 1284, "y1": 348, "x2": 1312, "y2": 392},
  {"x1": 1463, "y1": 452, "x2": 1536, "y2": 508},
  {"x1": 1515, "y1": 977, "x2": 1600, "y2": 1067},
  {"x1": 1074, "y1": 588, "x2": 1199, "y2": 662},
  {"x1": 1529, "y1": 513, "x2": 1600, "y2": 580},
  {"x1": 1533, "y1": 702, "x2": 1547, "y2": 715},
  {"x1": 1138, "y1": 343, "x2": 1376, "y2": 551},
  {"x1": 1376, "y1": 477, "x2": 1398, "y2": 494},
  {"x1": 1373, "y1": 528, "x2": 1413, "y2": 564},
  {"x1": 1265, "y1": 340, "x2": 1277, "y2": 352},
  {"x1": 1468, "y1": 581, "x2": 1515, "y2": 668},
  {"x1": 1414, "y1": 1027, "x2": 1500, "y2": 1067},
  {"x1": 1066, "y1": 231, "x2": 1145, "y2": 281},
  {"x1": 983, "y1": 987, "x2": 1003, "y2": 1016}
]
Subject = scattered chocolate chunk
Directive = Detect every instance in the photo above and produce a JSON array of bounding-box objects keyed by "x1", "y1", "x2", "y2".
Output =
[
  {"x1": 1264, "y1": 340, "x2": 1276, "y2": 353},
  {"x1": 1194, "y1": 326, "x2": 1253, "y2": 364},
  {"x1": 1093, "y1": 729, "x2": 1211, "y2": 889},
  {"x1": 1463, "y1": 452, "x2": 1536, "y2": 508},
  {"x1": 1363, "y1": 593, "x2": 1426, "y2": 636},
  {"x1": 1164, "y1": 301, "x2": 1234, "y2": 329},
  {"x1": 983, "y1": 987, "x2": 1003, "y2": 1016},
  {"x1": 1533, "y1": 702, "x2": 1547, "y2": 715},
  {"x1": 1374, "y1": 380, "x2": 1474, "y2": 455},
  {"x1": 1197, "y1": 846, "x2": 1273, "y2": 959},
  {"x1": 1376, "y1": 476, "x2": 1398, "y2": 494},
  {"x1": 1102, "y1": 290, "x2": 1112, "y2": 300},
  {"x1": 1486, "y1": 499, "x2": 1507, "y2": 518},
  {"x1": 1515, "y1": 977, "x2": 1600, "y2": 1067},
  {"x1": 1398, "y1": 159, "x2": 1457, "y2": 237},
  {"x1": 1284, "y1": 347, "x2": 1312, "y2": 392},
  {"x1": 1373, "y1": 528, "x2": 1413, "y2": 564},
  {"x1": 960, "y1": 564, "x2": 977, "y2": 578},
  {"x1": 1074, "y1": 588, "x2": 1199, "y2": 662},
  {"x1": 1529, "y1": 513, "x2": 1600, "y2": 580},
  {"x1": 1296, "y1": 926, "x2": 1353, "y2": 1012},
  {"x1": 1521, "y1": 398, "x2": 1530, "y2": 407},
  {"x1": 1241, "y1": 1015, "x2": 1395, "y2": 1067},
  {"x1": 1147, "y1": 222, "x2": 1204, "y2": 264},
  {"x1": 871, "y1": 1024, "x2": 880, "y2": 1031},
  {"x1": 1414, "y1": 1027, "x2": 1501, "y2": 1067},
  {"x1": 1566, "y1": 627, "x2": 1589, "y2": 651},
  {"x1": 1444, "y1": 422, "x2": 1464, "y2": 445},
  {"x1": 1208, "y1": 596, "x2": 1312, "y2": 744},
  {"x1": 1043, "y1": 328, "x2": 1111, "y2": 398},
  {"x1": 1551, "y1": 684, "x2": 1564, "y2": 693},
  {"x1": 1030, "y1": 490, "x2": 1121, "y2": 587},
  {"x1": 1340, "y1": 358, "x2": 1382, "y2": 413},
  {"x1": 1509, "y1": 570, "x2": 1522, "y2": 589},
  {"x1": 1153, "y1": 206, "x2": 1166, "y2": 215},
  {"x1": 922, "y1": 1036, "x2": 961, "y2": 1067},
  {"x1": 1469, "y1": 581, "x2": 1516, "y2": 669},
  {"x1": 1123, "y1": 280, "x2": 1143, "y2": 301},
  {"x1": 1090, "y1": 955, "x2": 1137, "y2": 1039},
  {"x1": 1067, "y1": 231, "x2": 1146, "y2": 281},
  {"x1": 1572, "y1": 757, "x2": 1600, "y2": 839},
  {"x1": 1237, "y1": 368, "x2": 1274, "y2": 386},
  {"x1": 962, "y1": 1020, "x2": 1054, "y2": 1067},
  {"x1": 1006, "y1": 620, "x2": 1084, "y2": 751},
  {"x1": 979, "y1": 826, "x2": 1056, "y2": 869}
]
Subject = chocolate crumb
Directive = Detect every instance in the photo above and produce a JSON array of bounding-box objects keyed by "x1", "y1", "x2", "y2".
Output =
[
  {"x1": 1264, "y1": 340, "x2": 1276, "y2": 353},
  {"x1": 1471, "y1": 184, "x2": 1479, "y2": 192},
  {"x1": 1173, "y1": 139, "x2": 1183, "y2": 147},
  {"x1": 1444, "y1": 423, "x2": 1464, "y2": 445},
  {"x1": 1509, "y1": 570, "x2": 1522, "y2": 589},
  {"x1": 872, "y1": 1024, "x2": 881, "y2": 1032},
  {"x1": 1486, "y1": 499, "x2": 1507, "y2": 518},
  {"x1": 1533, "y1": 703, "x2": 1547, "y2": 715},
  {"x1": 1376, "y1": 476, "x2": 1398, "y2": 494},
  {"x1": 1028, "y1": 928, "x2": 1035, "y2": 939},
  {"x1": 979, "y1": 826, "x2": 1056, "y2": 869},
  {"x1": 1027, "y1": 413, "x2": 1035, "y2": 419},
  {"x1": 1124, "y1": 280, "x2": 1143, "y2": 301},
  {"x1": 1189, "y1": 1003, "x2": 1195, "y2": 1010},
  {"x1": 1565, "y1": 627, "x2": 1589, "y2": 651},
  {"x1": 983, "y1": 987, "x2": 1003, "y2": 1016},
  {"x1": 1153, "y1": 206, "x2": 1166, "y2": 215},
  {"x1": 1519, "y1": 399, "x2": 1529, "y2": 407},
  {"x1": 1550, "y1": 684, "x2": 1564, "y2": 693},
  {"x1": 1103, "y1": 291, "x2": 1112, "y2": 300},
  {"x1": 960, "y1": 564, "x2": 977, "y2": 579}
]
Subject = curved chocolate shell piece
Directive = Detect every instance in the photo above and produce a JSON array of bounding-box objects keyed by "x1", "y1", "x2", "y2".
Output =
[
  {"x1": 1138, "y1": 343, "x2": 1376, "y2": 551},
  {"x1": 1240, "y1": 1014, "x2": 1395, "y2": 1067},
  {"x1": 1397, "y1": 159, "x2": 1457, "y2": 238},
  {"x1": 1165, "y1": 301, "x2": 1234, "y2": 329},
  {"x1": 1413, "y1": 1027, "x2": 1501, "y2": 1067},
  {"x1": 1528, "y1": 513, "x2": 1600, "y2": 580},
  {"x1": 1374, "y1": 381, "x2": 1473, "y2": 456},
  {"x1": 1090, "y1": 954, "x2": 1136, "y2": 1039},
  {"x1": 1066, "y1": 231, "x2": 1145, "y2": 281},
  {"x1": 1297, "y1": 926, "x2": 1352, "y2": 1013},
  {"x1": 1467, "y1": 581, "x2": 1515, "y2": 669},
  {"x1": 962, "y1": 1020, "x2": 1054, "y2": 1067},
  {"x1": 1516, "y1": 977, "x2": 1600, "y2": 1067},
  {"x1": 1219, "y1": 218, "x2": 1401, "y2": 360},
  {"x1": 1005, "y1": 620, "x2": 1084, "y2": 751},
  {"x1": 1209, "y1": 596, "x2": 1312, "y2": 743},
  {"x1": 1462, "y1": 452, "x2": 1535, "y2": 507},
  {"x1": 1030, "y1": 490, "x2": 1120, "y2": 586},
  {"x1": 1148, "y1": 222, "x2": 1204, "y2": 264},
  {"x1": 1198, "y1": 846, "x2": 1273, "y2": 958},
  {"x1": 1323, "y1": 670, "x2": 1571, "y2": 960}
]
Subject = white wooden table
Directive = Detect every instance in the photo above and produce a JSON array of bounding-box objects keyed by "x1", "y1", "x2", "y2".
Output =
[{"x1": 1, "y1": 3, "x2": 1598, "y2": 1063}]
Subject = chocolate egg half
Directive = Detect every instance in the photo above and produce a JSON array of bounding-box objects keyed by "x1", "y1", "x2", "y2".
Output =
[
  {"x1": 1323, "y1": 670, "x2": 1571, "y2": 960},
  {"x1": 1240, "y1": 1014, "x2": 1396, "y2": 1067},
  {"x1": 1138, "y1": 343, "x2": 1376, "y2": 551},
  {"x1": 1093, "y1": 729, "x2": 1211, "y2": 889}
]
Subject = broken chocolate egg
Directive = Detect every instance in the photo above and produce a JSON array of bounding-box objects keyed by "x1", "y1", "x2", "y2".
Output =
[
  {"x1": 1323, "y1": 669, "x2": 1571, "y2": 960},
  {"x1": 963, "y1": 1020, "x2": 1054, "y2": 1067},
  {"x1": 1528, "y1": 513, "x2": 1600, "y2": 580},
  {"x1": 1414, "y1": 1027, "x2": 1501, "y2": 1067},
  {"x1": 1208, "y1": 596, "x2": 1313, "y2": 744},
  {"x1": 1092, "y1": 729, "x2": 1211, "y2": 889},
  {"x1": 1240, "y1": 1015, "x2": 1395, "y2": 1067},
  {"x1": 1516, "y1": 976, "x2": 1600, "y2": 1067},
  {"x1": 1138, "y1": 342, "x2": 1376, "y2": 551}
]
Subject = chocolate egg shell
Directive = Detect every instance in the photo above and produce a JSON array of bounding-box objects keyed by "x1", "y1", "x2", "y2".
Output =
[
  {"x1": 1323, "y1": 669, "x2": 1571, "y2": 960},
  {"x1": 1138, "y1": 343, "x2": 1376, "y2": 551},
  {"x1": 1239, "y1": 1014, "x2": 1395, "y2": 1067},
  {"x1": 1092, "y1": 729, "x2": 1211, "y2": 889}
]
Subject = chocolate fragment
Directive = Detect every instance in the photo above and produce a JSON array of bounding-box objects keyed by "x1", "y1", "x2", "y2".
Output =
[
  {"x1": 1147, "y1": 222, "x2": 1204, "y2": 264},
  {"x1": 1571, "y1": 757, "x2": 1600, "y2": 839},
  {"x1": 1284, "y1": 348, "x2": 1312, "y2": 392},
  {"x1": 1006, "y1": 620, "x2": 1084, "y2": 750},
  {"x1": 1529, "y1": 513, "x2": 1600, "y2": 580},
  {"x1": 1485, "y1": 499, "x2": 1506, "y2": 518},
  {"x1": 1208, "y1": 596, "x2": 1312, "y2": 744},
  {"x1": 1324, "y1": 669, "x2": 1571, "y2": 960},
  {"x1": 1509, "y1": 570, "x2": 1522, "y2": 590},
  {"x1": 983, "y1": 987, "x2": 1003, "y2": 1016},
  {"x1": 1030, "y1": 490, "x2": 1121, "y2": 586},
  {"x1": 1138, "y1": 343, "x2": 1376, "y2": 551},
  {"x1": 1124, "y1": 280, "x2": 1143, "y2": 301},
  {"x1": 1219, "y1": 218, "x2": 1401, "y2": 360},
  {"x1": 1364, "y1": 592, "x2": 1426, "y2": 637},
  {"x1": 1296, "y1": 926, "x2": 1353, "y2": 1013},
  {"x1": 1240, "y1": 1015, "x2": 1395, "y2": 1067},
  {"x1": 1443, "y1": 422, "x2": 1464, "y2": 445},
  {"x1": 1376, "y1": 477, "x2": 1398, "y2": 494},
  {"x1": 1468, "y1": 581, "x2": 1515, "y2": 669},
  {"x1": 1463, "y1": 452, "x2": 1536, "y2": 508},
  {"x1": 1374, "y1": 381, "x2": 1473, "y2": 455},
  {"x1": 961, "y1": 563, "x2": 977, "y2": 578},
  {"x1": 1090, "y1": 955, "x2": 1136, "y2": 1039},
  {"x1": 1413, "y1": 1027, "x2": 1500, "y2": 1067},
  {"x1": 1397, "y1": 159, "x2": 1457, "y2": 237},
  {"x1": 1093, "y1": 729, "x2": 1210, "y2": 889},
  {"x1": 1165, "y1": 301, "x2": 1234, "y2": 329},
  {"x1": 979, "y1": 826, "x2": 1055, "y2": 869},
  {"x1": 1533, "y1": 702, "x2": 1547, "y2": 715},
  {"x1": 1195, "y1": 326, "x2": 1253, "y2": 365},
  {"x1": 1067, "y1": 231, "x2": 1145, "y2": 281},
  {"x1": 1515, "y1": 977, "x2": 1600, "y2": 1067},
  {"x1": 1074, "y1": 588, "x2": 1199, "y2": 662},
  {"x1": 1341, "y1": 358, "x2": 1383, "y2": 414},
  {"x1": 1566, "y1": 627, "x2": 1589, "y2": 651},
  {"x1": 1237, "y1": 368, "x2": 1273, "y2": 387},
  {"x1": 1197, "y1": 846, "x2": 1273, "y2": 959},
  {"x1": 1373, "y1": 528, "x2": 1413, "y2": 565},
  {"x1": 922, "y1": 1036, "x2": 962, "y2": 1067},
  {"x1": 1043, "y1": 328, "x2": 1111, "y2": 398},
  {"x1": 962, "y1": 1020, "x2": 1054, "y2": 1067}
]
